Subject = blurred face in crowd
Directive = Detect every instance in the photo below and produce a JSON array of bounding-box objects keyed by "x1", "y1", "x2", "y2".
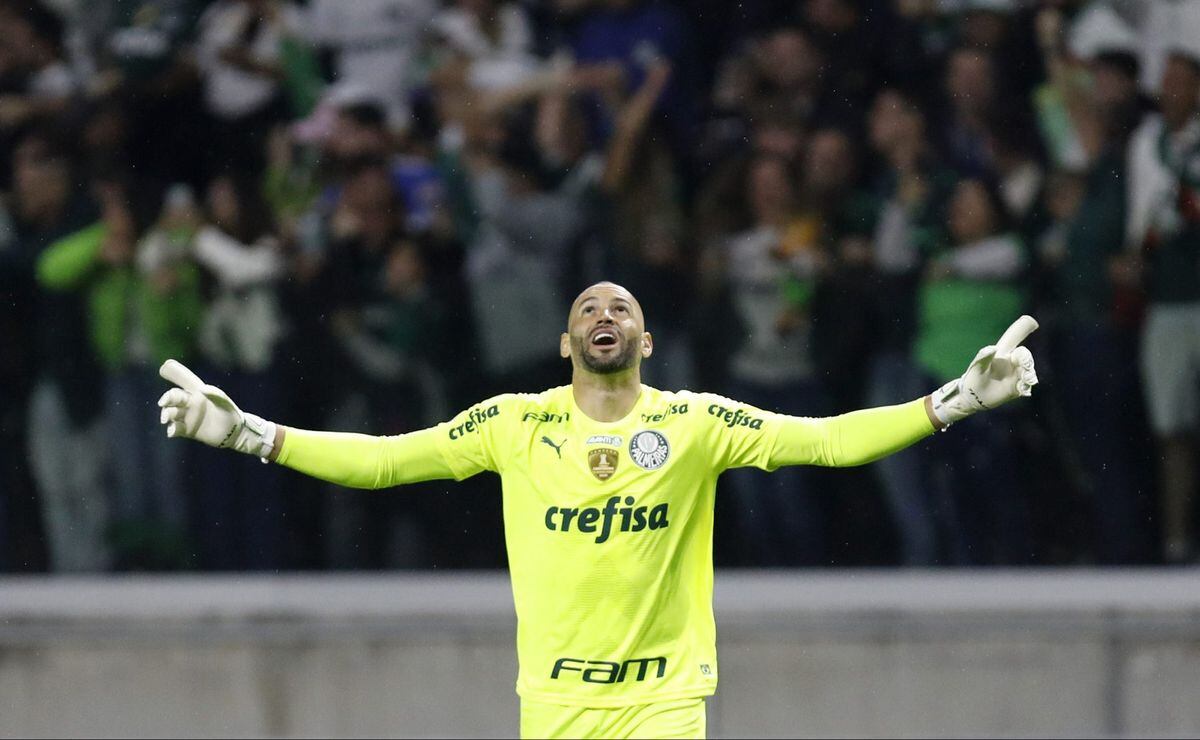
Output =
[
  {"x1": 0, "y1": 13, "x2": 44, "y2": 68},
  {"x1": 384, "y1": 240, "x2": 427, "y2": 298},
  {"x1": 759, "y1": 29, "x2": 822, "y2": 91},
  {"x1": 752, "y1": 118, "x2": 805, "y2": 161},
  {"x1": 805, "y1": 0, "x2": 858, "y2": 34},
  {"x1": 1044, "y1": 170, "x2": 1085, "y2": 223},
  {"x1": 99, "y1": 189, "x2": 137, "y2": 260},
  {"x1": 0, "y1": 9, "x2": 24, "y2": 70},
  {"x1": 1159, "y1": 55, "x2": 1200, "y2": 130},
  {"x1": 803, "y1": 128, "x2": 855, "y2": 197},
  {"x1": 948, "y1": 179, "x2": 999, "y2": 244},
  {"x1": 868, "y1": 89, "x2": 924, "y2": 157},
  {"x1": 206, "y1": 176, "x2": 241, "y2": 233},
  {"x1": 13, "y1": 136, "x2": 70, "y2": 223},
  {"x1": 561, "y1": 282, "x2": 651, "y2": 376},
  {"x1": 946, "y1": 48, "x2": 996, "y2": 115},
  {"x1": 1089, "y1": 59, "x2": 1138, "y2": 113},
  {"x1": 329, "y1": 110, "x2": 390, "y2": 160},
  {"x1": 959, "y1": 10, "x2": 1009, "y2": 51},
  {"x1": 343, "y1": 165, "x2": 398, "y2": 244},
  {"x1": 640, "y1": 215, "x2": 682, "y2": 268},
  {"x1": 83, "y1": 104, "x2": 129, "y2": 158},
  {"x1": 747, "y1": 156, "x2": 796, "y2": 226}
]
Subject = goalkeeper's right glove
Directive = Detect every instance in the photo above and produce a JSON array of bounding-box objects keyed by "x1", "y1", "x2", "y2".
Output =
[{"x1": 157, "y1": 359, "x2": 276, "y2": 459}]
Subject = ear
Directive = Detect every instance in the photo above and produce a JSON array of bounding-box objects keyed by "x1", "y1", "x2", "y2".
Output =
[
  {"x1": 640, "y1": 332, "x2": 654, "y2": 358},
  {"x1": 560, "y1": 332, "x2": 571, "y2": 359}
]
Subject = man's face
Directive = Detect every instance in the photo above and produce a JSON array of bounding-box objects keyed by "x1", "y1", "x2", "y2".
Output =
[
  {"x1": 1159, "y1": 56, "x2": 1200, "y2": 125},
  {"x1": 561, "y1": 284, "x2": 651, "y2": 375},
  {"x1": 1090, "y1": 63, "x2": 1136, "y2": 111},
  {"x1": 13, "y1": 138, "x2": 69, "y2": 220},
  {"x1": 946, "y1": 49, "x2": 995, "y2": 113},
  {"x1": 760, "y1": 30, "x2": 821, "y2": 90},
  {"x1": 803, "y1": 129, "x2": 854, "y2": 196}
]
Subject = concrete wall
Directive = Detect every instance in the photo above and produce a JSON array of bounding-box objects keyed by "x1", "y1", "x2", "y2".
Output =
[{"x1": 1, "y1": 570, "x2": 1198, "y2": 738}]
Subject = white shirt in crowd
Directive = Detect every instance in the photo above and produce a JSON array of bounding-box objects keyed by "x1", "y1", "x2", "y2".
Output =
[
  {"x1": 196, "y1": 0, "x2": 302, "y2": 120},
  {"x1": 725, "y1": 226, "x2": 818, "y2": 386},
  {"x1": 431, "y1": 2, "x2": 540, "y2": 90},
  {"x1": 306, "y1": 0, "x2": 438, "y2": 121}
]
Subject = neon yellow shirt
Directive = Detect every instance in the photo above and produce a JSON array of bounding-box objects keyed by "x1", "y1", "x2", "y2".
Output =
[{"x1": 276, "y1": 385, "x2": 934, "y2": 707}]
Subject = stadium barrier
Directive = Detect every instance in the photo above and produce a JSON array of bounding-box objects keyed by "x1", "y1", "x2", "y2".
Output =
[{"x1": 1, "y1": 570, "x2": 1198, "y2": 738}]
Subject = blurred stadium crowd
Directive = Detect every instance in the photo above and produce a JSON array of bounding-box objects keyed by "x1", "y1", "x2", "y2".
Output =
[{"x1": 0, "y1": 0, "x2": 1197, "y2": 572}]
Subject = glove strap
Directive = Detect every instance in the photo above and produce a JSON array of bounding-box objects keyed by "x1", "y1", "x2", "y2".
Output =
[
  {"x1": 233, "y1": 413, "x2": 277, "y2": 461},
  {"x1": 930, "y1": 378, "x2": 971, "y2": 427}
]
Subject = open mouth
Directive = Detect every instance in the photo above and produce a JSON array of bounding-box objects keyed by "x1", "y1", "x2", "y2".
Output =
[{"x1": 590, "y1": 328, "x2": 620, "y2": 348}]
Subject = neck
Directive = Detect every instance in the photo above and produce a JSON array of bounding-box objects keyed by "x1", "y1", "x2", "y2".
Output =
[{"x1": 571, "y1": 367, "x2": 642, "y2": 422}]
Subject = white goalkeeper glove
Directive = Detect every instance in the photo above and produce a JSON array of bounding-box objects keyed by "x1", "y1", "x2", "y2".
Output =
[
  {"x1": 929, "y1": 315, "x2": 1040, "y2": 427},
  {"x1": 157, "y1": 359, "x2": 276, "y2": 459}
]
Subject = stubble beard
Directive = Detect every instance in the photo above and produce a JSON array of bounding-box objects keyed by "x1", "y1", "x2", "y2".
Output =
[{"x1": 573, "y1": 334, "x2": 639, "y2": 375}]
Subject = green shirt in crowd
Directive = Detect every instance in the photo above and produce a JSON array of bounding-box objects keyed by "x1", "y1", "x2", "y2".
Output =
[{"x1": 36, "y1": 222, "x2": 203, "y2": 371}]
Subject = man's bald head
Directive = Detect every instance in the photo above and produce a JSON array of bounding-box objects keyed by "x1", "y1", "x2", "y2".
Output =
[
  {"x1": 568, "y1": 282, "x2": 645, "y2": 330},
  {"x1": 561, "y1": 281, "x2": 652, "y2": 375}
]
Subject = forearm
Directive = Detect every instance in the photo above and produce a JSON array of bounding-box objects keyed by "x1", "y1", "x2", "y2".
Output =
[
  {"x1": 271, "y1": 425, "x2": 457, "y2": 488},
  {"x1": 770, "y1": 398, "x2": 937, "y2": 469},
  {"x1": 193, "y1": 227, "x2": 284, "y2": 287}
]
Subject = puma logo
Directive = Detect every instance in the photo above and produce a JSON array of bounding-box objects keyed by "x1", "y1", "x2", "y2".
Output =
[{"x1": 541, "y1": 436, "x2": 566, "y2": 458}]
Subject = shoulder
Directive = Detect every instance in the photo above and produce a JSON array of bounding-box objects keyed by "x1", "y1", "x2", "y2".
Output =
[
  {"x1": 509, "y1": 386, "x2": 574, "y2": 425},
  {"x1": 668, "y1": 390, "x2": 772, "y2": 430},
  {"x1": 450, "y1": 390, "x2": 559, "y2": 422}
]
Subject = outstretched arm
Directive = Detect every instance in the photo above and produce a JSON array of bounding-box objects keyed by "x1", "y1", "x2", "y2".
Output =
[
  {"x1": 270, "y1": 426, "x2": 456, "y2": 488},
  {"x1": 157, "y1": 360, "x2": 458, "y2": 489},
  {"x1": 769, "y1": 398, "x2": 937, "y2": 469},
  {"x1": 766, "y1": 316, "x2": 1039, "y2": 468}
]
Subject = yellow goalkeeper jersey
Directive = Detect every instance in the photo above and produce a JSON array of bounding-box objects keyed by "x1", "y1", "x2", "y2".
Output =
[{"x1": 276, "y1": 384, "x2": 934, "y2": 708}]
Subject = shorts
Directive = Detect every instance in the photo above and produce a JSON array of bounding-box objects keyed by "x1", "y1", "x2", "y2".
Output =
[
  {"x1": 520, "y1": 697, "x2": 706, "y2": 739},
  {"x1": 1141, "y1": 303, "x2": 1200, "y2": 435}
]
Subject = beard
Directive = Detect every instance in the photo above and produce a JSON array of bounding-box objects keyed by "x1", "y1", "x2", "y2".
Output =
[{"x1": 572, "y1": 333, "x2": 639, "y2": 375}]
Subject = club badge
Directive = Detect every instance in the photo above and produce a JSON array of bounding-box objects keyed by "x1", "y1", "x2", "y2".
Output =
[
  {"x1": 588, "y1": 448, "x2": 619, "y2": 480},
  {"x1": 629, "y1": 430, "x2": 669, "y2": 470}
]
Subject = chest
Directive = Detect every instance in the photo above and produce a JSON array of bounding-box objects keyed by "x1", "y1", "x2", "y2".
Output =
[{"x1": 507, "y1": 405, "x2": 703, "y2": 505}]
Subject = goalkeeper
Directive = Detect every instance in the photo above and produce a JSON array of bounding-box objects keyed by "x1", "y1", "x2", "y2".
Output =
[{"x1": 158, "y1": 282, "x2": 1038, "y2": 740}]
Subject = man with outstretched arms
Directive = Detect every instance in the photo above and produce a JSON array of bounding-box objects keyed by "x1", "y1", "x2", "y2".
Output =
[{"x1": 158, "y1": 282, "x2": 1039, "y2": 739}]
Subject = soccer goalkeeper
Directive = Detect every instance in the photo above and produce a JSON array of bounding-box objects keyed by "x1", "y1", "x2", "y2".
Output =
[{"x1": 158, "y1": 282, "x2": 1038, "y2": 739}]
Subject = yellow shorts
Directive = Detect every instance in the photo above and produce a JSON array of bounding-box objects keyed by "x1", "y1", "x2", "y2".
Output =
[{"x1": 520, "y1": 697, "x2": 706, "y2": 739}]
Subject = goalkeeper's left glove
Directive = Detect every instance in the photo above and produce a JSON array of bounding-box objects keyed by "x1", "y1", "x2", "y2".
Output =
[
  {"x1": 157, "y1": 359, "x2": 276, "y2": 459},
  {"x1": 929, "y1": 315, "x2": 1040, "y2": 427}
]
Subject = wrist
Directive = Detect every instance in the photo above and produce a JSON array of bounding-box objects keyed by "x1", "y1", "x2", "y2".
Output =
[
  {"x1": 923, "y1": 394, "x2": 948, "y2": 431},
  {"x1": 233, "y1": 413, "x2": 276, "y2": 460},
  {"x1": 267, "y1": 425, "x2": 285, "y2": 462},
  {"x1": 929, "y1": 377, "x2": 976, "y2": 427}
]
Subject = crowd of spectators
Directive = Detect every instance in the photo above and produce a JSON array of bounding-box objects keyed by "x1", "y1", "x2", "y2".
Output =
[{"x1": 1, "y1": 0, "x2": 1198, "y2": 572}]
